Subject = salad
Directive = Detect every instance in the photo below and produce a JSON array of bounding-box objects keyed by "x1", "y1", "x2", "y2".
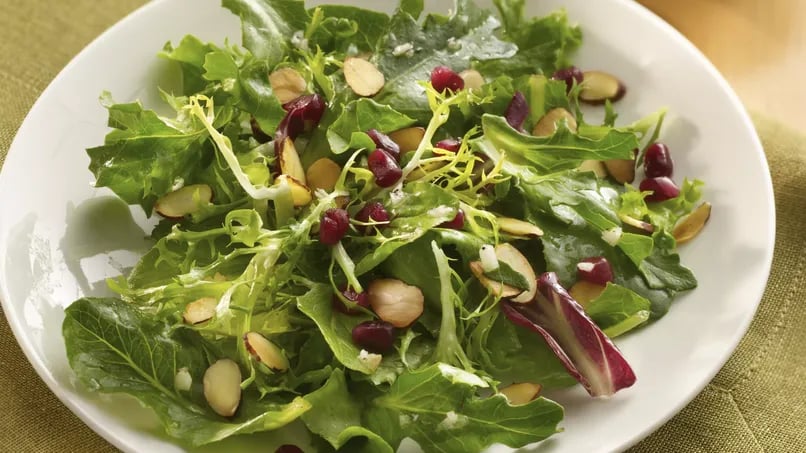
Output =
[{"x1": 62, "y1": 0, "x2": 712, "y2": 451}]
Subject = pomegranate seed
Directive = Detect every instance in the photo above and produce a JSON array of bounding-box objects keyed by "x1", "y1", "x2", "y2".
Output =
[
  {"x1": 551, "y1": 66, "x2": 584, "y2": 93},
  {"x1": 504, "y1": 91, "x2": 529, "y2": 131},
  {"x1": 640, "y1": 176, "x2": 680, "y2": 202},
  {"x1": 250, "y1": 117, "x2": 270, "y2": 143},
  {"x1": 355, "y1": 201, "x2": 390, "y2": 234},
  {"x1": 333, "y1": 286, "x2": 370, "y2": 315},
  {"x1": 439, "y1": 209, "x2": 465, "y2": 229},
  {"x1": 367, "y1": 149, "x2": 402, "y2": 187},
  {"x1": 275, "y1": 446, "x2": 304, "y2": 453},
  {"x1": 644, "y1": 143, "x2": 674, "y2": 178},
  {"x1": 576, "y1": 256, "x2": 614, "y2": 286},
  {"x1": 274, "y1": 93, "x2": 326, "y2": 156},
  {"x1": 435, "y1": 138, "x2": 461, "y2": 153},
  {"x1": 366, "y1": 129, "x2": 401, "y2": 161},
  {"x1": 352, "y1": 320, "x2": 396, "y2": 353},
  {"x1": 431, "y1": 66, "x2": 464, "y2": 93},
  {"x1": 319, "y1": 208, "x2": 349, "y2": 245}
]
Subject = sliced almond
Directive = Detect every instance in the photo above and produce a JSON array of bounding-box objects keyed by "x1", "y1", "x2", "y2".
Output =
[
  {"x1": 500, "y1": 382, "x2": 542, "y2": 405},
  {"x1": 155, "y1": 184, "x2": 213, "y2": 218},
  {"x1": 532, "y1": 108, "x2": 577, "y2": 137},
  {"x1": 274, "y1": 175, "x2": 312, "y2": 207},
  {"x1": 494, "y1": 243, "x2": 537, "y2": 303},
  {"x1": 306, "y1": 158, "x2": 342, "y2": 191},
  {"x1": 389, "y1": 127, "x2": 425, "y2": 153},
  {"x1": 183, "y1": 297, "x2": 218, "y2": 325},
  {"x1": 344, "y1": 57, "x2": 385, "y2": 97},
  {"x1": 459, "y1": 69, "x2": 485, "y2": 90},
  {"x1": 367, "y1": 278, "x2": 424, "y2": 328},
  {"x1": 577, "y1": 160, "x2": 608, "y2": 178},
  {"x1": 469, "y1": 261, "x2": 523, "y2": 298},
  {"x1": 203, "y1": 359, "x2": 242, "y2": 417},
  {"x1": 604, "y1": 158, "x2": 636, "y2": 184},
  {"x1": 498, "y1": 217, "x2": 544, "y2": 238},
  {"x1": 619, "y1": 214, "x2": 655, "y2": 234},
  {"x1": 673, "y1": 202, "x2": 712, "y2": 245},
  {"x1": 269, "y1": 67, "x2": 307, "y2": 104},
  {"x1": 279, "y1": 138, "x2": 306, "y2": 184},
  {"x1": 244, "y1": 332, "x2": 289, "y2": 372},
  {"x1": 569, "y1": 280, "x2": 606, "y2": 308},
  {"x1": 579, "y1": 70, "x2": 626, "y2": 104}
]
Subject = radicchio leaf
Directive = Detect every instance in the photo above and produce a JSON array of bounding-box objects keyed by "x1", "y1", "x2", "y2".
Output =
[
  {"x1": 274, "y1": 94, "x2": 326, "y2": 156},
  {"x1": 501, "y1": 272, "x2": 636, "y2": 397},
  {"x1": 503, "y1": 91, "x2": 529, "y2": 131}
]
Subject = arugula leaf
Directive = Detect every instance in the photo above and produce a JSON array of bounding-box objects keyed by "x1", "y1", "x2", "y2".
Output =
[
  {"x1": 585, "y1": 283, "x2": 651, "y2": 337},
  {"x1": 296, "y1": 284, "x2": 379, "y2": 374},
  {"x1": 302, "y1": 370, "x2": 394, "y2": 452},
  {"x1": 366, "y1": 363, "x2": 564, "y2": 452},
  {"x1": 484, "y1": 260, "x2": 531, "y2": 290},
  {"x1": 222, "y1": 0, "x2": 309, "y2": 66},
  {"x1": 87, "y1": 95, "x2": 212, "y2": 213},
  {"x1": 63, "y1": 298, "x2": 310, "y2": 446},
  {"x1": 160, "y1": 35, "x2": 218, "y2": 95},
  {"x1": 373, "y1": 5, "x2": 517, "y2": 121},
  {"x1": 327, "y1": 99, "x2": 416, "y2": 154}
]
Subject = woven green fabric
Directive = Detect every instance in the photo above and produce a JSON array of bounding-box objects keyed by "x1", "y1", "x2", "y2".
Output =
[{"x1": 0, "y1": 1, "x2": 803, "y2": 452}]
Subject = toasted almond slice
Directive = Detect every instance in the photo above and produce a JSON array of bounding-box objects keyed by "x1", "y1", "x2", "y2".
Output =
[
  {"x1": 569, "y1": 280, "x2": 606, "y2": 308},
  {"x1": 275, "y1": 175, "x2": 312, "y2": 207},
  {"x1": 469, "y1": 261, "x2": 523, "y2": 298},
  {"x1": 306, "y1": 158, "x2": 342, "y2": 192},
  {"x1": 344, "y1": 57, "x2": 385, "y2": 97},
  {"x1": 619, "y1": 214, "x2": 655, "y2": 234},
  {"x1": 500, "y1": 382, "x2": 542, "y2": 405},
  {"x1": 203, "y1": 359, "x2": 242, "y2": 417},
  {"x1": 183, "y1": 297, "x2": 218, "y2": 325},
  {"x1": 532, "y1": 108, "x2": 577, "y2": 137},
  {"x1": 389, "y1": 127, "x2": 425, "y2": 153},
  {"x1": 494, "y1": 243, "x2": 537, "y2": 303},
  {"x1": 279, "y1": 138, "x2": 306, "y2": 184},
  {"x1": 367, "y1": 278, "x2": 425, "y2": 328},
  {"x1": 269, "y1": 67, "x2": 307, "y2": 104},
  {"x1": 459, "y1": 69, "x2": 485, "y2": 90},
  {"x1": 673, "y1": 202, "x2": 712, "y2": 244},
  {"x1": 498, "y1": 217, "x2": 544, "y2": 238},
  {"x1": 578, "y1": 159, "x2": 608, "y2": 178},
  {"x1": 604, "y1": 158, "x2": 636, "y2": 184},
  {"x1": 244, "y1": 332, "x2": 289, "y2": 372},
  {"x1": 155, "y1": 184, "x2": 213, "y2": 218},
  {"x1": 580, "y1": 70, "x2": 626, "y2": 104}
]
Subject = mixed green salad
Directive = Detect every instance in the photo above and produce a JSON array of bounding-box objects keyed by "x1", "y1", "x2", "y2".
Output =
[{"x1": 62, "y1": 0, "x2": 711, "y2": 451}]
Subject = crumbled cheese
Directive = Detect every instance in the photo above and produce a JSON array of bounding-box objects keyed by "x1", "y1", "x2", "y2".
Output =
[
  {"x1": 446, "y1": 37, "x2": 462, "y2": 51},
  {"x1": 438, "y1": 363, "x2": 489, "y2": 388},
  {"x1": 437, "y1": 411, "x2": 468, "y2": 431},
  {"x1": 479, "y1": 245, "x2": 499, "y2": 273},
  {"x1": 291, "y1": 30, "x2": 309, "y2": 51},
  {"x1": 577, "y1": 262, "x2": 595, "y2": 272},
  {"x1": 171, "y1": 177, "x2": 185, "y2": 191},
  {"x1": 392, "y1": 42, "x2": 415, "y2": 57},
  {"x1": 174, "y1": 367, "x2": 192, "y2": 392},
  {"x1": 358, "y1": 349, "x2": 382, "y2": 372},
  {"x1": 399, "y1": 414, "x2": 413, "y2": 427},
  {"x1": 601, "y1": 227, "x2": 623, "y2": 246}
]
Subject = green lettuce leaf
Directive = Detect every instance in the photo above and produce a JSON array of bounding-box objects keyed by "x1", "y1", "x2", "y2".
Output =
[
  {"x1": 327, "y1": 98, "x2": 416, "y2": 154},
  {"x1": 585, "y1": 283, "x2": 651, "y2": 337},
  {"x1": 222, "y1": 0, "x2": 309, "y2": 66},
  {"x1": 307, "y1": 5, "x2": 390, "y2": 53}
]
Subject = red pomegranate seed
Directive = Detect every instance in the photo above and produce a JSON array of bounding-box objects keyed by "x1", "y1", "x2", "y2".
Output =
[
  {"x1": 355, "y1": 201, "x2": 390, "y2": 234},
  {"x1": 367, "y1": 149, "x2": 402, "y2": 187},
  {"x1": 435, "y1": 138, "x2": 461, "y2": 153},
  {"x1": 551, "y1": 66, "x2": 585, "y2": 93},
  {"x1": 644, "y1": 143, "x2": 674, "y2": 178},
  {"x1": 274, "y1": 93, "x2": 326, "y2": 156},
  {"x1": 431, "y1": 66, "x2": 464, "y2": 93},
  {"x1": 250, "y1": 117, "x2": 271, "y2": 143},
  {"x1": 352, "y1": 320, "x2": 396, "y2": 353},
  {"x1": 640, "y1": 176, "x2": 680, "y2": 202},
  {"x1": 275, "y1": 446, "x2": 304, "y2": 453},
  {"x1": 504, "y1": 91, "x2": 529, "y2": 131},
  {"x1": 576, "y1": 256, "x2": 614, "y2": 286},
  {"x1": 366, "y1": 129, "x2": 401, "y2": 161},
  {"x1": 333, "y1": 286, "x2": 370, "y2": 315},
  {"x1": 439, "y1": 209, "x2": 465, "y2": 229},
  {"x1": 319, "y1": 208, "x2": 350, "y2": 245}
]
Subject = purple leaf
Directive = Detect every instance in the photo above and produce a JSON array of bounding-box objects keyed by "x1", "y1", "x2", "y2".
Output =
[
  {"x1": 501, "y1": 272, "x2": 636, "y2": 397},
  {"x1": 504, "y1": 91, "x2": 529, "y2": 132}
]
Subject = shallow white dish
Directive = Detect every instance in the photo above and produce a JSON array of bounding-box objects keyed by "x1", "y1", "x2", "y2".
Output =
[{"x1": 0, "y1": 0, "x2": 774, "y2": 452}]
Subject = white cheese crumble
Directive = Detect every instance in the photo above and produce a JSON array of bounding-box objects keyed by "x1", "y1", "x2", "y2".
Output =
[
  {"x1": 291, "y1": 30, "x2": 309, "y2": 51},
  {"x1": 392, "y1": 42, "x2": 415, "y2": 57},
  {"x1": 174, "y1": 367, "x2": 192, "y2": 391},
  {"x1": 576, "y1": 262, "x2": 595, "y2": 272},
  {"x1": 446, "y1": 37, "x2": 462, "y2": 51},
  {"x1": 358, "y1": 349, "x2": 382, "y2": 371},
  {"x1": 479, "y1": 245, "x2": 499, "y2": 273},
  {"x1": 437, "y1": 411, "x2": 469, "y2": 431},
  {"x1": 438, "y1": 363, "x2": 489, "y2": 388},
  {"x1": 601, "y1": 226, "x2": 623, "y2": 246}
]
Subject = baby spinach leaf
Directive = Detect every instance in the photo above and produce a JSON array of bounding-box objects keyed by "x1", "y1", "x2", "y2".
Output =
[{"x1": 585, "y1": 283, "x2": 651, "y2": 337}]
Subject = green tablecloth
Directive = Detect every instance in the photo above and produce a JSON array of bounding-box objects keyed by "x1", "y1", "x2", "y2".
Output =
[{"x1": 0, "y1": 1, "x2": 803, "y2": 452}]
